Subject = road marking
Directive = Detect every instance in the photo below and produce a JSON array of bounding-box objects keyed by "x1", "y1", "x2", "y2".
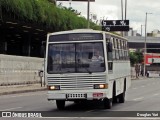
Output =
[
  {"x1": 0, "y1": 107, "x2": 22, "y2": 111},
  {"x1": 86, "y1": 109, "x2": 98, "y2": 112},
  {"x1": 141, "y1": 86, "x2": 145, "y2": 88},
  {"x1": 132, "y1": 87, "x2": 137, "y2": 90},
  {"x1": 153, "y1": 93, "x2": 159, "y2": 96},
  {"x1": 133, "y1": 97, "x2": 144, "y2": 101}
]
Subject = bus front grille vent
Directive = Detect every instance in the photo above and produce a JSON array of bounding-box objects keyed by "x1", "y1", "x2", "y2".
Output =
[{"x1": 47, "y1": 75, "x2": 106, "y2": 90}]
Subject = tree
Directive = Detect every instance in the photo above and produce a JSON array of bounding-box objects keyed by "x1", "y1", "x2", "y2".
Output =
[
  {"x1": 129, "y1": 51, "x2": 143, "y2": 66},
  {"x1": 1, "y1": 0, "x2": 99, "y2": 32}
]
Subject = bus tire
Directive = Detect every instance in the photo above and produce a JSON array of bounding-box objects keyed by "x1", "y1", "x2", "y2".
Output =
[
  {"x1": 118, "y1": 92, "x2": 125, "y2": 103},
  {"x1": 113, "y1": 82, "x2": 118, "y2": 103},
  {"x1": 56, "y1": 100, "x2": 65, "y2": 110},
  {"x1": 103, "y1": 98, "x2": 112, "y2": 109},
  {"x1": 118, "y1": 80, "x2": 126, "y2": 103},
  {"x1": 147, "y1": 73, "x2": 149, "y2": 77},
  {"x1": 74, "y1": 100, "x2": 81, "y2": 104}
]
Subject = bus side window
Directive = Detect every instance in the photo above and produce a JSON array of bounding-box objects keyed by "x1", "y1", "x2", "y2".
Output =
[
  {"x1": 116, "y1": 39, "x2": 120, "y2": 60},
  {"x1": 108, "y1": 62, "x2": 113, "y2": 71},
  {"x1": 119, "y1": 40, "x2": 123, "y2": 60},
  {"x1": 112, "y1": 49, "x2": 116, "y2": 60},
  {"x1": 107, "y1": 42, "x2": 113, "y2": 71},
  {"x1": 112, "y1": 38, "x2": 116, "y2": 60},
  {"x1": 116, "y1": 50, "x2": 120, "y2": 60},
  {"x1": 121, "y1": 40, "x2": 125, "y2": 60}
]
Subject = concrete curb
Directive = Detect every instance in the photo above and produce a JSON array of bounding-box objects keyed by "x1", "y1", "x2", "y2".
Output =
[
  {"x1": 0, "y1": 88, "x2": 47, "y2": 96},
  {"x1": 131, "y1": 77, "x2": 147, "y2": 80}
]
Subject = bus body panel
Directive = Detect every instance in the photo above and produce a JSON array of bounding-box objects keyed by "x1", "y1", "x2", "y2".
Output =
[{"x1": 45, "y1": 29, "x2": 131, "y2": 109}]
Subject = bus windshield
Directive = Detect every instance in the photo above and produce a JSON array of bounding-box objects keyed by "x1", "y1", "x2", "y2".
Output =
[{"x1": 47, "y1": 42, "x2": 105, "y2": 74}]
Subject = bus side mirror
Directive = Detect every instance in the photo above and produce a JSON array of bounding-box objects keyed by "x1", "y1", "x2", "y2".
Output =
[
  {"x1": 38, "y1": 70, "x2": 43, "y2": 77},
  {"x1": 107, "y1": 42, "x2": 113, "y2": 52}
]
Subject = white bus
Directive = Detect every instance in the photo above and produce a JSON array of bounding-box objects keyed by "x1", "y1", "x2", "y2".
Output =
[{"x1": 45, "y1": 29, "x2": 131, "y2": 110}]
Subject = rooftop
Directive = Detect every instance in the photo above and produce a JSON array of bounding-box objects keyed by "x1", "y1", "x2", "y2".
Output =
[{"x1": 125, "y1": 36, "x2": 160, "y2": 43}]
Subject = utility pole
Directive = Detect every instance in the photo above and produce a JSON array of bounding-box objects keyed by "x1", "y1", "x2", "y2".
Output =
[
  {"x1": 121, "y1": 0, "x2": 123, "y2": 20},
  {"x1": 121, "y1": 0, "x2": 127, "y2": 36},
  {"x1": 144, "y1": 12, "x2": 152, "y2": 76},
  {"x1": 87, "y1": 0, "x2": 90, "y2": 28},
  {"x1": 125, "y1": 0, "x2": 127, "y2": 20}
]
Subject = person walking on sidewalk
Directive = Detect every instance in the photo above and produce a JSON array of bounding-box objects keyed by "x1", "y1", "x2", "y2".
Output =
[{"x1": 135, "y1": 63, "x2": 140, "y2": 78}]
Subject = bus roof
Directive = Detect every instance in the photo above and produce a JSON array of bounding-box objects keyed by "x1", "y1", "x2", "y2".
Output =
[{"x1": 47, "y1": 29, "x2": 128, "y2": 41}]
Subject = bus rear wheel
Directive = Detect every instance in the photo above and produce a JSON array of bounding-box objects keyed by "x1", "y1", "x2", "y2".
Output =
[
  {"x1": 103, "y1": 98, "x2": 112, "y2": 109},
  {"x1": 118, "y1": 80, "x2": 126, "y2": 103},
  {"x1": 118, "y1": 92, "x2": 125, "y2": 103},
  {"x1": 147, "y1": 73, "x2": 149, "y2": 77},
  {"x1": 56, "y1": 100, "x2": 65, "y2": 110}
]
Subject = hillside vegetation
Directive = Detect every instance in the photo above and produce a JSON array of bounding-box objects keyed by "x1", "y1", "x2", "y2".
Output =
[{"x1": 0, "y1": 0, "x2": 100, "y2": 31}]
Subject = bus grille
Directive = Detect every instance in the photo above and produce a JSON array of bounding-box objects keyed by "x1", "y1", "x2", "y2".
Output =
[{"x1": 47, "y1": 75, "x2": 106, "y2": 90}]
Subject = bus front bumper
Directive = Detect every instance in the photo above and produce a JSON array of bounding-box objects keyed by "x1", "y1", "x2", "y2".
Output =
[{"x1": 47, "y1": 90, "x2": 108, "y2": 101}]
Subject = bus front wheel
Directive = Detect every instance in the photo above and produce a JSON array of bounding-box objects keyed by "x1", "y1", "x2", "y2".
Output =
[
  {"x1": 56, "y1": 100, "x2": 65, "y2": 110},
  {"x1": 103, "y1": 98, "x2": 112, "y2": 109}
]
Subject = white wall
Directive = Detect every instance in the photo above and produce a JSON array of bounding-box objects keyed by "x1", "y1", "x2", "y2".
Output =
[{"x1": 0, "y1": 54, "x2": 44, "y2": 85}]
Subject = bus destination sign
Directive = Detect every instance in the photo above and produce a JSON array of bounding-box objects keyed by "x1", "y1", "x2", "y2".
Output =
[{"x1": 102, "y1": 20, "x2": 129, "y2": 32}]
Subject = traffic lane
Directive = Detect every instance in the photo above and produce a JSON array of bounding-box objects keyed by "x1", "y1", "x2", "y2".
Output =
[
  {"x1": 120, "y1": 77, "x2": 160, "y2": 111},
  {"x1": 0, "y1": 78, "x2": 159, "y2": 109},
  {"x1": 0, "y1": 91, "x2": 106, "y2": 112},
  {"x1": 126, "y1": 77, "x2": 160, "y2": 100},
  {"x1": 130, "y1": 77, "x2": 160, "y2": 88},
  {"x1": 0, "y1": 78, "x2": 160, "y2": 115},
  {"x1": 0, "y1": 91, "x2": 138, "y2": 117},
  {"x1": 0, "y1": 93, "x2": 119, "y2": 113},
  {"x1": 0, "y1": 91, "x2": 53, "y2": 111},
  {"x1": 0, "y1": 91, "x2": 137, "y2": 112}
]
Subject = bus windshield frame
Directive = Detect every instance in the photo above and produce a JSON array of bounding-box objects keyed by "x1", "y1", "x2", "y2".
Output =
[{"x1": 47, "y1": 42, "x2": 105, "y2": 74}]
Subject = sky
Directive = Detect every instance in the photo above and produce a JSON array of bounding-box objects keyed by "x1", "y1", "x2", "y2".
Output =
[{"x1": 57, "y1": 0, "x2": 160, "y2": 36}]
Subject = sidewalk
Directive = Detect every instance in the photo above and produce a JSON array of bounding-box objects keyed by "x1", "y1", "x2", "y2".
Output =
[
  {"x1": 131, "y1": 67, "x2": 146, "y2": 80},
  {"x1": 0, "y1": 83, "x2": 47, "y2": 96},
  {"x1": 131, "y1": 76, "x2": 145, "y2": 80}
]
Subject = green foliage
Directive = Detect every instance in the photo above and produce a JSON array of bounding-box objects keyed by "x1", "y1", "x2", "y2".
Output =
[
  {"x1": 1, "y1": 0, "x2": 99, "y2": 31},
  {"x1": 129, "y1": 51, "x2": 143, "y2": 66}
]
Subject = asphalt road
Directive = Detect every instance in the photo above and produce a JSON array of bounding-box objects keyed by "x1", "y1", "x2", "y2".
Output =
[{"x1": 0, "y1": 77, "x2": 160, "y2": 119}]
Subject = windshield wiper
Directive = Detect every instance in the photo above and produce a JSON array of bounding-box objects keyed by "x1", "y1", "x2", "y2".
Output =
[
  {"x1": 84, "y1": 67, "x2": 92, "y2": 74},
  {"x1": 79, "y1": 63, "x2": 92, "y2": 74}
]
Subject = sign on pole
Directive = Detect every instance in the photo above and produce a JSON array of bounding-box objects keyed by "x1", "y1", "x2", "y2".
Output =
[{"x1": 102, "y1": 20, "x2": 129, "y2": 32}]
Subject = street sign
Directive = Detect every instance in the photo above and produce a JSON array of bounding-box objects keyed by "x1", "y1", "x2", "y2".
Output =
[
  {"x1": 101, "y1": 20, "x2": 129, "y2": 32},
  {"x1": 56, "y1": 0, "x2": 95, "y2": 2}
]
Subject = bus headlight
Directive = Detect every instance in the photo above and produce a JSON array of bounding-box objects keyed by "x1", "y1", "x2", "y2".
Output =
[
  {"x1": 94, "y1": 84, "x2": 108, "y2": 89},
  {"x1": 48, "y1": 85, "x2": 60, "y2": 90}
]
